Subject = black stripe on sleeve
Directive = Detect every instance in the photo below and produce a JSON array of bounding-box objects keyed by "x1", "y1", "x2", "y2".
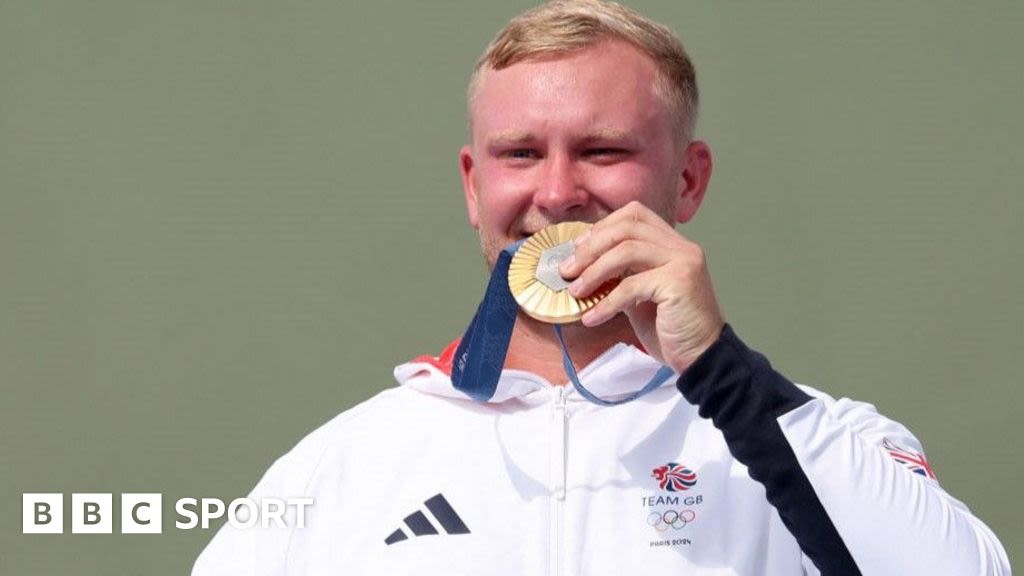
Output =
[{"x1": 677, "y1": 324, "x2": 861, "y2": 576}]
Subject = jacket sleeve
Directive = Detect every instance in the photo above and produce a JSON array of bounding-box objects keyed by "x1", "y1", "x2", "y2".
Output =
[
  {"x1": 191, "y1": 427, "x2": 330, "y2": 576},
  {"x1": 190, "y1": 454, "x2": 302, "y2": 576},
  {"x1": 676, "y1": 324, "x2": 1010, "y2": 576}
]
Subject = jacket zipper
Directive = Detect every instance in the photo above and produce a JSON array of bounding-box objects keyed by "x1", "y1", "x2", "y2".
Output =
[{"x1": 550, "y1": 386, "x2": 568, "y2": 576}]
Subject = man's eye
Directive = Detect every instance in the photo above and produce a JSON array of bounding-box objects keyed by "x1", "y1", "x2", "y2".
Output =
[
  {"x1": 585, "y1": 148, "x2": 626, "y2": 157},
  {"x1": 507, "y1": 149, "x2": 538, "y2": 159}
]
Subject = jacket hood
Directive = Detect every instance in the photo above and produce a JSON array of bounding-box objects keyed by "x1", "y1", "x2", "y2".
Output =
[{"x1": 393, "y1": 338, "x2": 678, "y2": 404}]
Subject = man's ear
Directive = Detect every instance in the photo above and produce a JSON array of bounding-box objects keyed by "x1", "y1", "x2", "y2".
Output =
[
  {"x1": 675, "y1": 140, "x2": 713, "y2": 224},
  {"x1": 459, "y1": 145, "x2": 480, "y2": 229}
]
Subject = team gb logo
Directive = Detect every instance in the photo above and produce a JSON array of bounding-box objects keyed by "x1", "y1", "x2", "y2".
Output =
[{"x1": 652, "y1": 463, "x2": 697, "y2": 492}]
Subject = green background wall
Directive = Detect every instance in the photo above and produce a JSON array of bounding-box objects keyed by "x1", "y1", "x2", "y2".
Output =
[{"x1": 2, "y1": 1, "x2": 1020, "y2": 572}]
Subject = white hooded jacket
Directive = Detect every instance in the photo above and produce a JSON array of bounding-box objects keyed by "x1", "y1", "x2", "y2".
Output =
[{"x1": 192, "y1": 325, "x2": 1010, "y2": 575}]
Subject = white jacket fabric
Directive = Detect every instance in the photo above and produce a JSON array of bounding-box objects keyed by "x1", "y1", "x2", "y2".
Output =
[{"x1": 192, "y1": 325, "x2": 1010, "y2": 575}]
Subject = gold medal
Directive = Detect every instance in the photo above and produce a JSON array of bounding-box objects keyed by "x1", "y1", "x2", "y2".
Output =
[{"x1": 508, "y1": 221, "x2": 614, "y2": 324}]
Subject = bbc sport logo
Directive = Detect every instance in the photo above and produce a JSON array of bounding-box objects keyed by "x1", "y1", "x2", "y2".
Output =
[{"x1": 22, "y1": 493, "x2": 313, "y2": 534}]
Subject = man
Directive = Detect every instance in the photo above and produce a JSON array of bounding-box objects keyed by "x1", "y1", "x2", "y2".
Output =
[{"x1": 194, "y1": 1, "x2": 1009, "y2": 574}]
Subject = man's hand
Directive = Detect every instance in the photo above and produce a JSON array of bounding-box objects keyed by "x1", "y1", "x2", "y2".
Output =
[{"x1": 559, "y1": 201, "x2": 725, "y2": 373}]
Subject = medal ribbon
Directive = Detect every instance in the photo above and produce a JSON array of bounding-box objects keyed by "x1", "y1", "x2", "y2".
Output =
[
  {"x1": 553, "y1": 324, "x2": 675, "y2": 406},
  {"x1": 452, "y1": 241, "x2": 675, "y2": 406},
  {"x1": 451, "y1": 241, "x2": 523, "y2": 402}
]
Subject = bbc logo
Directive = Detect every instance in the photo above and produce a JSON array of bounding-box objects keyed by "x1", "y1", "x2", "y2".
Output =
[{"x1": 23, "y1": 493, "x2": 162, "y2": 534}]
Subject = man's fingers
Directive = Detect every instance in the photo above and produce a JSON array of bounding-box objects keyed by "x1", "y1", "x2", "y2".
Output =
[
  {"x1": 568, "y1": 240, "x2": 664, "y2": 298},
  {"x1": 561, "y1": 216, "x2": 670, "y2": 278},
  {"x1": 580, "y1": 271, "x2": 657, "y2": 327}
]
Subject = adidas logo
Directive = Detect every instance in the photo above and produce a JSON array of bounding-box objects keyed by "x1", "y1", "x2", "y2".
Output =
[{"x1": 384, "y1": 493, "x2": 470, "y2": 545}]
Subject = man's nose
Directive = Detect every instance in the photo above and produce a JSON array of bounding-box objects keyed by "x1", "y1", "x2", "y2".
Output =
[{"x1": 533, "y1": 154, "x2": 588, "y2": 218}]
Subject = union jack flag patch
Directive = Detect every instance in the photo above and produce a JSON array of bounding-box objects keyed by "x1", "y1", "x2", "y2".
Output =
[{"x1": 883, "y1": 438, "x2": 936, "y2": 480}]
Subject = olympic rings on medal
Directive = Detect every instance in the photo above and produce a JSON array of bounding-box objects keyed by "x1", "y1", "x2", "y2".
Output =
[{"x1": 646, "y1": 509, "x2": 697, "y2": 531}]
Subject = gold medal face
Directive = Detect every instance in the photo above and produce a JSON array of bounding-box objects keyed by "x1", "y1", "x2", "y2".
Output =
[{"x1": 508, "y1": 221, "x2": 613, "y2": 324}]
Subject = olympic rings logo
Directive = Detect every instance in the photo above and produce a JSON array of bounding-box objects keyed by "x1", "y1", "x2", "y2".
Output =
[{"x1": 646, "y1": 509, "x2": 696, "y2": 531}]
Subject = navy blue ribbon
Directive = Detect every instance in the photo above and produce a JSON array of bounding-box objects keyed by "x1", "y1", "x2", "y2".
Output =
[
  {"x1": 451, "y1": 242, "x2": 523, "y2": 402},
  {"x1": 452, "y1": 240, "x2": 673, "y2": 405}
]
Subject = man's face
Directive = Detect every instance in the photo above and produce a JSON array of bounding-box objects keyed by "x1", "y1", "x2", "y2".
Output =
[{"x1": 460, "y1": 39, "x2": 707, "y2": 268}]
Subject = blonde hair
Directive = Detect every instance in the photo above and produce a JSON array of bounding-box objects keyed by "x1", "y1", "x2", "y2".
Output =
[{"x1": 468, "y1": 0, "x2": 699, "y2": 141}]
